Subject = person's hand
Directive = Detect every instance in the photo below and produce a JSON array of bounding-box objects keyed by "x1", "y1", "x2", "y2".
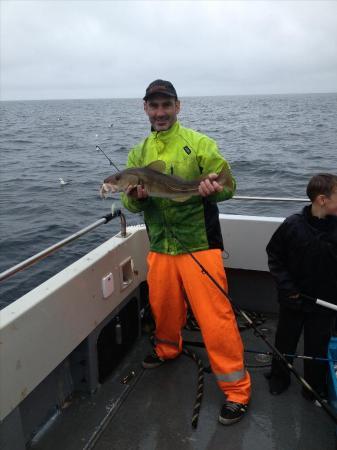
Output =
[
  {"x1": 288, "y1": 293, "x2": 300, "y2": 299},
  {"x1": 125, "y1": 184, "x2": 149, "y2": 199},
  {"x1": 198, "y1": 173, "x2": 223, "y2": 197}
]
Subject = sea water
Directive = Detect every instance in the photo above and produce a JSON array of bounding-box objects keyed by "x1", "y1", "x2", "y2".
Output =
[{"x1": 1, "y1": 93, "x2": 336, "y2": 307}]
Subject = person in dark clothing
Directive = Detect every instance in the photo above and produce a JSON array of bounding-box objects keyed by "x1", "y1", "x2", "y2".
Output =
[{"x1": 266, "y1": 173, "x2": 337, "y2": 399}]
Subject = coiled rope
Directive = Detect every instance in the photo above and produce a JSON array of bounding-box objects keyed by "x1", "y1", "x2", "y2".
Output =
[
  {"x1": 149, "y1": 332, "x2": 205, "y2": 429},
  {"x1": 182, "y1": 346, "x2": 205, "y2": 429}
]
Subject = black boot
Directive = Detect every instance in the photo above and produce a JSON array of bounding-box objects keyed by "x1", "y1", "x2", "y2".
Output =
[{"x1": 268, "y1": 374, "x2": 290, "y2": 395}]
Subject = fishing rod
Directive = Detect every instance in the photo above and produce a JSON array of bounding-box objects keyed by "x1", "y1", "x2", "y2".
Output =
[
  {"x1": 96, "y1": 145, "x2": 120, "y2": 172},
  {"x1": 181, "y1": 342, "x2": 337, "y2": 364},
  {"x1": 245, "y1": 349, "x2": 337, "y2": 364},
  {"x1": 300, "y1": 293, "x2": 337, "y2": 312},
  {"x1": 168, "y1": 229, "x2": 337, "y2": 425}
]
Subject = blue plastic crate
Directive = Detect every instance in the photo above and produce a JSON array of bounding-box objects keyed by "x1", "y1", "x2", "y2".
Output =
[{"x1": 328, "y1": 337, "x2": 337, "y2": 438}]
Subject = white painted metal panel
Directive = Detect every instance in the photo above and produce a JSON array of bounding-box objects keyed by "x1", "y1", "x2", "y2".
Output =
[
  {"x1": 219, "y1": 214, "x2": 284, "y2": 271},
  {"x1": 0, "y1": 215, "x2": 285, "y2": 421},
  {"x1": 0, "y1": 226, "x2": 149, "y2": 421}
]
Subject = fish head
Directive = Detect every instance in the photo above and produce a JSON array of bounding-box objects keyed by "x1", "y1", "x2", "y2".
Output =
[{"x1": 100, "y1": 170, "x2": 139, "y2": 198}]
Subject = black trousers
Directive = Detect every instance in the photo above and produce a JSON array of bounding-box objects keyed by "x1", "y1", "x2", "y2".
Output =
[{"x1": 271, "y1": 304, "x2": 334, "y2": 394}]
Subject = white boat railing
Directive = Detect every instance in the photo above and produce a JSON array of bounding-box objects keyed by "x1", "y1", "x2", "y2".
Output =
[
  {"x1": 233, "y1": 195, "x2": 308, "y2": 202},
  {"x1": 0, "y1": 210, "x2": 126, "y2": 283},
  {"x1": 0, "y1": 196, "x2": 308, "y2": 283}
]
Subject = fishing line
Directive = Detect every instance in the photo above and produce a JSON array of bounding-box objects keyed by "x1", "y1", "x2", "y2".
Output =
[
  {"x1": 96, "y1": 145, "x2": 120, "y2": 172},
  {"x1": 168, "y1": 227, "x2": 337, "y2": 425}
]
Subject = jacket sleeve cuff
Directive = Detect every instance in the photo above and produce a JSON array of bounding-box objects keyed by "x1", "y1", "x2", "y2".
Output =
[{"x1": 208, "y1": 185, "x2": 235, "y2": 203}]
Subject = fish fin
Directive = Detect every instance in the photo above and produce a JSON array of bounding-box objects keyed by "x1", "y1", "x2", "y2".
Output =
[
  {"x1": 171, "y1": 195, "x2": 192, "y2": 202},
  {"x1": 146, "y1": 160, "x2": 166, "y2": 173}
]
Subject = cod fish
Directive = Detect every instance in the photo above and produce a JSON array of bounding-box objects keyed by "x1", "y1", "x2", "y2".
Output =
[{"x1": 100, "y1": 160, "x2": 233, "y2": 202}]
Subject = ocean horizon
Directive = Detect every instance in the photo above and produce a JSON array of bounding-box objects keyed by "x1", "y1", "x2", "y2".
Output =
[{"x1": 1, "y1": 91, "x2": 337, "y2": 103}]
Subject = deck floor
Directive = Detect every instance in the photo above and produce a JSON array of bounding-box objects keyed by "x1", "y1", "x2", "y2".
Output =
[{"x1": 32, "y1": 316, "x2": 336, "y2": 450}]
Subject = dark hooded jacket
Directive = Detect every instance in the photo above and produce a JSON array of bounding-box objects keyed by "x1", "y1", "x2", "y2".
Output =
[{"x1": 266, "y1": 205, "x2": 337, "y2": 310}]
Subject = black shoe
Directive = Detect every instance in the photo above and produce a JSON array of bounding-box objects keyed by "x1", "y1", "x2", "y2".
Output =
[
  {"x1": 142, "y1": 352, "x2": 165, "y2": 369},
  {"x1": 268, "y1": 376, "x2": 290, "y2": 395},
  {"x1": 218, "y1": 401, "x2": 248, "y2": 425}
]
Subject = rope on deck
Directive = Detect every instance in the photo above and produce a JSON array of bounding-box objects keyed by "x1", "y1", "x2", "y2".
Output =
[{"x1": 182, "y1": 346, "x2": 204, "y2": 429}]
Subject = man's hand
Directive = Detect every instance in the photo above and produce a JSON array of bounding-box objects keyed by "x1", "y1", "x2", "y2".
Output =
[
  {"x1": 198, "y1": 173, "x2": 223, "y2": 197},
  {"x1": 125, "y1": 184, "x2": 149, "y2": 199}
]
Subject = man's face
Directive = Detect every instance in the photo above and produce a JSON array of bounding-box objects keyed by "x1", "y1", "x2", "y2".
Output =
[{"x1": 144, "y1": 95, "x2": 180, "y2": 131}]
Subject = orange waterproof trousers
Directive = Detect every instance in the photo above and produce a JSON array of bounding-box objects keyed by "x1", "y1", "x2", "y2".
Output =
[{"x1": 147, "y1": 249, "x2": 251, "y2": 404}]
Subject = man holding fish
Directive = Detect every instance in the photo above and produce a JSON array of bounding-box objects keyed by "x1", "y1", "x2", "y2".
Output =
[{"x1": 102, "y1": 80, "x2": 251, "y2": 424}]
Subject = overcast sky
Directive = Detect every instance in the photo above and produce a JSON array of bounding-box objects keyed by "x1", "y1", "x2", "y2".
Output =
[{"x1": 1, "y1": 0, "x2": 336, "y2": 100}]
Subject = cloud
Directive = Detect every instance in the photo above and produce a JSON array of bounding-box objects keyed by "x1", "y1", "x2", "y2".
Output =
[{"x1": 1, "y1": 0, "x2": 336, "y2": 100}]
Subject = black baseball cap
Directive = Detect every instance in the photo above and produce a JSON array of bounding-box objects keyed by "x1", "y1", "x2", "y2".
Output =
[{"x1": 143, "y1": 79, "x2": 178, "y2": 101}]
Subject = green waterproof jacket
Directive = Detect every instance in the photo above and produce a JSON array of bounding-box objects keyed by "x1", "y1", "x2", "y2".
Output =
[{"x1": 121, "y1": 121, "x2": 236, "y2": 255}]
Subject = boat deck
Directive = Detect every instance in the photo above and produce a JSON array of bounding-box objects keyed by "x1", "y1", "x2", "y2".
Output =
[{"x1": 31, "y1": 315, "x2": 335, "y2": 450}]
